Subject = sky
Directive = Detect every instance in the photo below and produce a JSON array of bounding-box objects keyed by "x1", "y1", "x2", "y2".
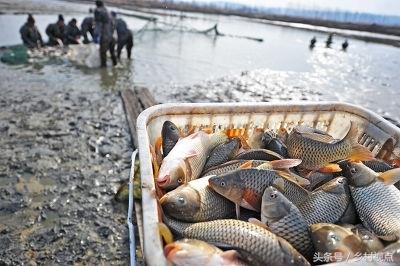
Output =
[{"x1": 179, "y1": 0, "x2": 400, "y2": 16}]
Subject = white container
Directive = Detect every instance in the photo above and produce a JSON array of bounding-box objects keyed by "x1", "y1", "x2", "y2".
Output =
[{"x1": 135, "y1": 102, "x2": 400, "y2": 266}]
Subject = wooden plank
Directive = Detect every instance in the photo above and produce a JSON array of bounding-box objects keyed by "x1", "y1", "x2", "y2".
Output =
[
  {"x1": 135, "y1": 87, "x2": 157, "y2": 110},
  {"x1": 120, "y1": 89, "x2": 142, "y2": 149}
]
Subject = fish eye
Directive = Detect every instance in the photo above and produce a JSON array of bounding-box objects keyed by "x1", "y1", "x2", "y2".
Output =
[
  {"x1": 220, "y1": 181, "x2": 226, "y2": 187},
  {"x1": 170, "y1": 125, "x2": 176, "y2": 131},
  {"x1": 178, "y1": 178, "x2": 183, "y2": 184},
  {"x1": 270, "y1": 192, "x2": 277, "y2": 199},
  {"x1": 337, "y1": 179, "x2": 344, "y2": 184},
  {"x1": 178, "y1": 197, "x2": 185, "y2": 204},
  {"x1": 350, "y1": 167, "x2": 357, "y2": 174}
]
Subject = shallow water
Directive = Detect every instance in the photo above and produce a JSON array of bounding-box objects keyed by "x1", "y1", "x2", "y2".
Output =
[{"x1": 0, "y1": 3, "x2": 400, "y2": 120}]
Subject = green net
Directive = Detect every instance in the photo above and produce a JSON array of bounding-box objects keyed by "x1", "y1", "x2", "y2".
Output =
[{"x1": 0, "y1": 45, "x2": 29, "y2": 65}]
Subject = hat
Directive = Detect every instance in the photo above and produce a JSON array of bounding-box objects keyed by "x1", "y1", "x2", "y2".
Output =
[
  {"x1": 110, "y1": 11, "x2": 116, "y2": 17},
  {"x1": 58, "y1": 14, "x2": 64, "y2": 22},
  {"x1": 27, "y1": 14, "x2": 35, "y2": 24},
  {"x1": 95, "y1": 0, "x2": 103, "y2": 7}
]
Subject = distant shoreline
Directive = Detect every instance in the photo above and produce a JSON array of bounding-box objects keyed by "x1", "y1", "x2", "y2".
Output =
[{"x1": 70, "y1": 0, "x2": 400, "y2": 36}]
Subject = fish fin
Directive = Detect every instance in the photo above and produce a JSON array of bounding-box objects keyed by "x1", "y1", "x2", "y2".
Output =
[
  {"x1": 391, "y1": 159, "x2": 400, "y2": 168},
  {"x1": 158, "y1": 222, "x2": 174, "y2": 244},
  {"x1": 248, "y1": 218, "x2": 268, "y2": 229},
  {"x1": 319, "y1": 163, "x2": 342, "y2": 173},
  {"x1": 238, "y1": 135, "x2": 251, "y2": 150},
  {"x1": 239, "y1": 160, "x2": 253, "y2": 169},
  {"x1": 184, "y1": 149, "x2": 198, "y2": 159},
  {"x1": 201, "y1": 127, "x2": 213, "y2": 134},
  {"x1": 299, "y1": 132, "x2": 335, "y2": 143},
  {"x1": 183, "y1": 158, "x2": 192, "y2": 184},
  {"x1": 264, "y1": 159, "x2": 302, "y2": 170},
  {"x1": 275, "y1": 170, "x2": 310, "y2": 186},
  {"x1": 377, "y1": 168, "x2": 400, "y2": 185},
  {"x1": 241, "y1": 189, "x2": 260, "y2": 211},
  {"x1": 272, "y1": 177, "x2": 285, "y2": 191},
  {"x1": 220, "y1": 250, "x2": 240, "y2": 262},
  {"x1": 235, "y1": 204, "x2": 241, "y2": 219},
  {"x1": 377, "y1": 234, "x2": 398, "y2": 242},
  {"x1": 149, "y1": 144, "x2": 160, "y2": 178},
  {"x1": 349, "y1": 144, "x2": 374, "y2": 162},
  {"x1": 155, "y1": 136, "x2": 163, "y2": 154}
]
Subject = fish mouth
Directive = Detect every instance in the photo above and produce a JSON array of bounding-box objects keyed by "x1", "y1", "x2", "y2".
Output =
[{"x1": 157, "y1": 175, "x2": 170, "y2": 187}]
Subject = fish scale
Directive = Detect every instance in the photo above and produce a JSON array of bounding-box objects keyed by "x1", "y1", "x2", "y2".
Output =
[
  {"x1": 263, "y1": 202, "x2": 314, "y2": 259},
  {"x1": 350, "y1": 181, "x2": 400, "y2": 239},
  {"x1": 163, "y1": 216, "x2": 310, "y2": 266},
  {"x1": 298, "y1": 178, "x2": 349, "y2": 225},
  {"x1": 287, "y1": 129, "x2": 353, "y2": 170},
  {"x1": 203, "y1": 160, "x2": 266, "y2": 176}
]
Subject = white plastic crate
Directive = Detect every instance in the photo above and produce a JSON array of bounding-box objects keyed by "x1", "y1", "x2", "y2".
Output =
[{"x1": 135, "y1": 102, "x2": 400, "y2": 266}]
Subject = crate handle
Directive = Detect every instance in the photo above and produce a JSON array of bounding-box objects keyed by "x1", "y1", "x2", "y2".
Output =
[{"x1": 128, "y1": 149, "x2": 138, "y2": 266}]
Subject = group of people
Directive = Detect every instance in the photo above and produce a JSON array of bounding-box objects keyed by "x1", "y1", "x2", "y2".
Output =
[
  {"x1": 309, "y1": 34, "x2": 349, "y2": 50},
  {"x1": 19, "y1": 0, "x2": 133, "y2": 67}
]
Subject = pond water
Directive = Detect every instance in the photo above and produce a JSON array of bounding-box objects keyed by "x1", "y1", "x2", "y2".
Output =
[{"x1": 0, "y1": 2, "x2": 399, "y2": 120}]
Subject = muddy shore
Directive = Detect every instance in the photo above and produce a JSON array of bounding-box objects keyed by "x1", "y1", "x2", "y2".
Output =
[{"x1": 0, "y1": 60, "x2": 139, "y2": 264}]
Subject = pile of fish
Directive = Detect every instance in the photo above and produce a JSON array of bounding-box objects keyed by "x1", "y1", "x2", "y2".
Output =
[{"x1": 150, "y1": 120, "x2": 400, "y2": 266}]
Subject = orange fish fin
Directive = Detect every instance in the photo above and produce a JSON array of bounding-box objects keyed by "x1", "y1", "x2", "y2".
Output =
[
  {"x1": 377, "y1": 168, "x2": 400, "y2": 185},
  {"x1": 201, "y1": 127, "x2": 213, "y2": 134},
  {"x1": 155, "y1": 136, "x2": 163, "y2": 153},
  {"x1": 319, "y1": 163, "x2": 342, "y2": 173},
  {"x1": 349, "y1": 144, "x2": 374, "y2": 162},
  {"x1": 391, "y1": 159, "x2": 400, "y2": 168},
  {"x1": 158, "y1": 222, "x2": 174, "y2": 245},
  {"x1": 242, "y1": 189, "x2": 260, "y2": 211},
  {"x1": 264, "y1": 159, "x2": 302, "y2": 170},
  {"x1": 248, "y1": 218, "x2": 268, "y2": 229},
  {"x1": 239, "y1": 160, "x2": 254, "y2": 169},
  {"x1": 238, "y1": 135, "x2": 251, "y2": 150},
  {"x1": 275, "y1": 170, "x2": 310, "y2": 186},
  {"x1": 299, "y1": 132, "x2": 335, "y2": 143},
  {"x1": 149, "y1": 144, "x2": 160, "y2": 178}
]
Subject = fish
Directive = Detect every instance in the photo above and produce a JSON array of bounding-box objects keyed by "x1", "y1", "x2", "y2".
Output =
[
  {"x1": 248, "y1": 128, "x2": 265, "y2": 149},
  {"x1": 203, "y1": 160, "x2": 267, "y2": 176},
  {"x1": 203, "y1": 159, "x2": 300, "y2": 177},
  {"x1": 164, "y1": 239, "x2": 247, "y2": 266},
  {"x1": 261, "y1": 130, "x2": 289, "y2": 158},
  {"x1": 203, "y1": 138, "x2": 240, "y2": 171},
  {"x1": 163, "y1": 216, "x2": 310, "y2": 266},
  {"x1": 310, "y1": 223, "x2": 365, "y2": 262},
  {"x1": 234, "y1": 149, "x2": 283, "y2": 161},
  {"x1": 157, "y1": 131, "x2": 227, "y2": 190},
  {"x1": 362, "y1": 159, "x2": 393, "y2": 172},
  {"x1": 208, "y1": 168, "x2": 309, "y2": 212},
  {"x1": 304, "y1": 171, "x2": 336, "y2": 191},
  {"x1": 162, "y1": 120, "x2": 181, "y2": 157},
  {"x1": 160, "y1": 176, "x2": 235, "y2": 222},
  {"x1": 341, "y1": 161, "x2": 400, "y2": 241},
  {"x1": 350, "y1": 225, "x2": 385, "y2": 252},
  {"x1": 298, "y1": 177, "x2": 350, "y2": 225},
  {"x1": 260, "y1": 186, "x2": 313, "y2": 259},
  {"x1": 286, "y1": 122, "x2": 373, "y2": 171}
]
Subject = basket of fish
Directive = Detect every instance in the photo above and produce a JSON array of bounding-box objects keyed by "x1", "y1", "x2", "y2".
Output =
[{"x1": 136, "y1": 102, "x2": 400, "y2": 266}]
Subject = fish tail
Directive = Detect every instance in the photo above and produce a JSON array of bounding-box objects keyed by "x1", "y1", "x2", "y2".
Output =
[
  {"x1": 349, "y1": 144, "x2": 374, "y2": 162},
  {"x1": 343, "y1": 121, "x2": 374, "y2": 162}
]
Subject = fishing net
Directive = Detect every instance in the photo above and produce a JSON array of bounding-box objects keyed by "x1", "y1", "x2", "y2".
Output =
[{"x1": 0, "y1": 45, "x2": 29, "y2": 65}]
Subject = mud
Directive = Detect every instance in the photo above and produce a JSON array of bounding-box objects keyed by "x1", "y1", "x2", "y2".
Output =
[{"x1": 0, "y1": 63, "x2": 138, "y2": 265}]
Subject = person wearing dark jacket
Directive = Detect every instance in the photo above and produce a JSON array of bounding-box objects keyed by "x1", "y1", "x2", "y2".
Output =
[
  {"x1": 20, "y1": 14, "x2": 43, "y2": 48},
  {"x1": 81, "y1": 16, "x2": 95, "y2": 44},
  {"x1": 46, "y1": 14, "x2": 65, "y2": 46},
  {"x1": 64, "y1": 18, "x2": 81, "y2": 45},
  {"x1": 94, "y1": 0, "x2": 117, "y2": 67},
  {"x1": 111, "y1": 12, "x2": 133, "y2": 60}
]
